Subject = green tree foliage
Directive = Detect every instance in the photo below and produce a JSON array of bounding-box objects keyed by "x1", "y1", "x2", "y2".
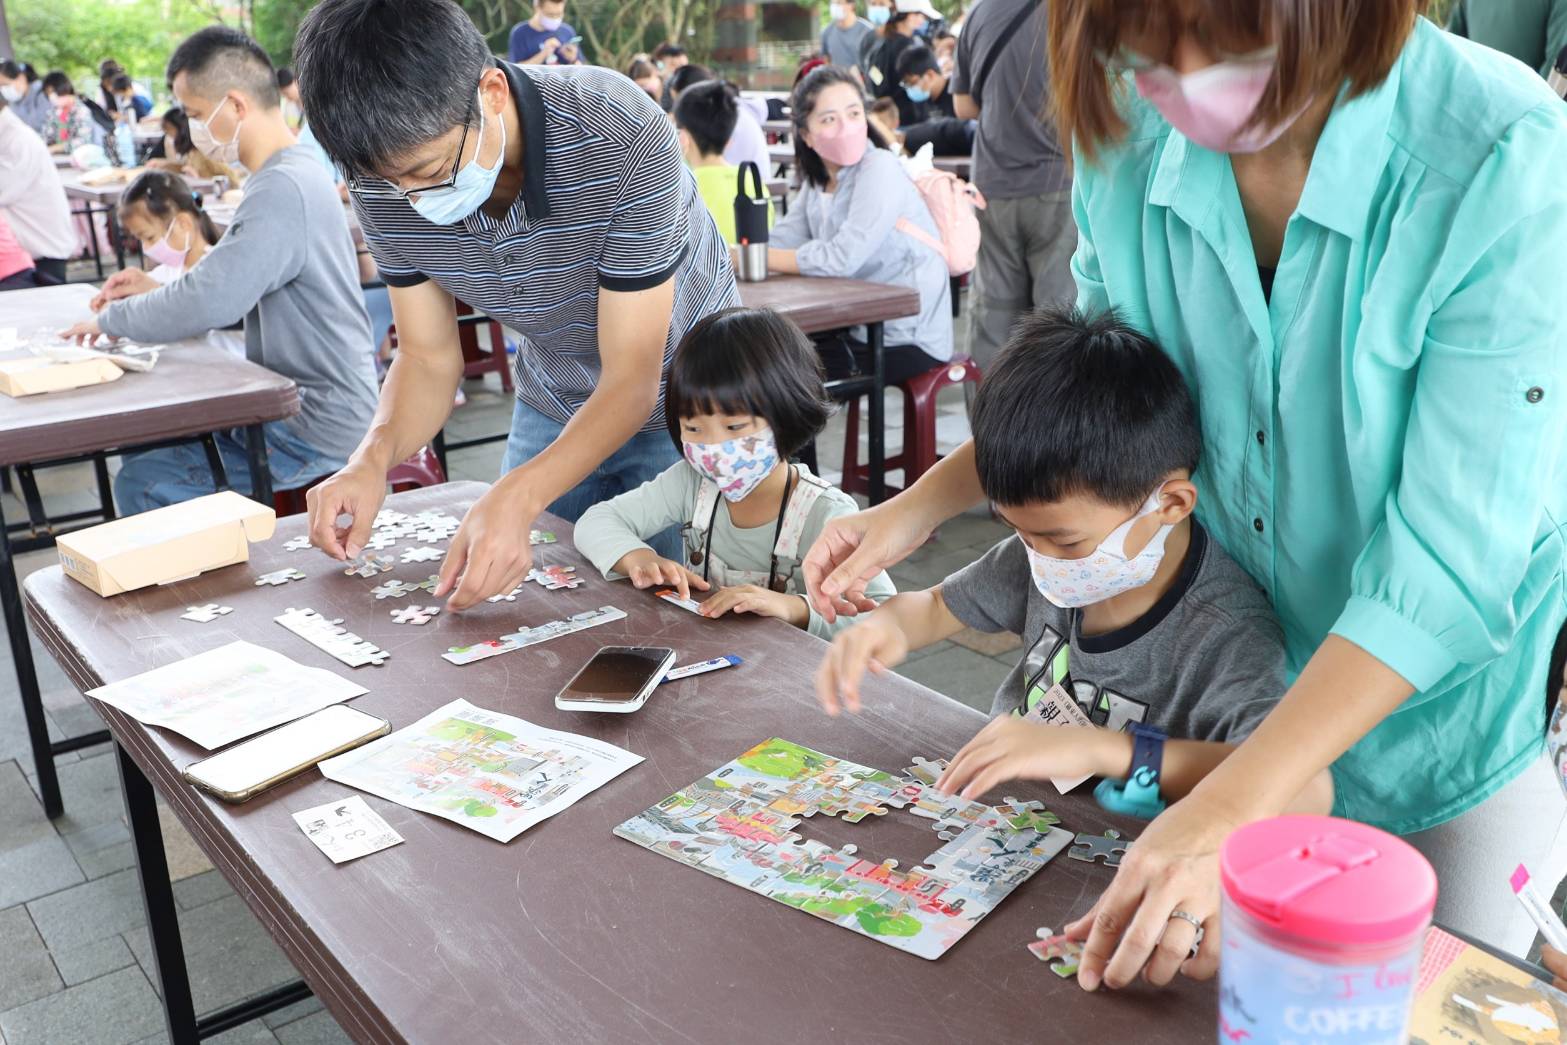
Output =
[
  {"x1": 8, "y1": 0, "x2": 214, "y2": 99},
  {"x1": 252, "y1": 0, "x2": 317, "y2": 67}
]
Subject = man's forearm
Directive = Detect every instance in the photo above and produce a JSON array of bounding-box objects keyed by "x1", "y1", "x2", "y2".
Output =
[
  {"x1": 350, "y1": 349, "x2": 463, "y2": 473},
  {"x1": 902, "y1": 440, "x2": 987, "y2": 530}
]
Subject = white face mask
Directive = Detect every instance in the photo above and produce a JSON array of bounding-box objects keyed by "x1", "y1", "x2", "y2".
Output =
[
  {"x1": 189, "y1": 97, "x2": 244, "y2": 170},
  {"x1": 1021, "y1": 486, "x2": 1173, "y2": 608},
  {"x1": 0, "y1": 84, "x2": 22, "y2": 103}
]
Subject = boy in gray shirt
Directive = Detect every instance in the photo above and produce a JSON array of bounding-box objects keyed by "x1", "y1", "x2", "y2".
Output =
[
  {"x1": 61, "y1": 27, "x2": 377, "y2": 514},
  {"x1": 817, "y1": 306, "x2": 1332, "y2": 812}
]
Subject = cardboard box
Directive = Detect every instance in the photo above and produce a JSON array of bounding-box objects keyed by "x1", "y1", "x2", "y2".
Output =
[
  {"x1": 0, "y1": 355, "x2": 123, "y2": 397},
  {"x1": 57, "y1": 491, "x2": 277, "y2": 597}
]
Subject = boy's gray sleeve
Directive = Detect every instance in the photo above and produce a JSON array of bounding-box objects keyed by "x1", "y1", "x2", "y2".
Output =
[
  {"x1": 98, "y1": 171, "x2": 306, "y2": 343},
  {"x1": 933, "y1": 537, "x2": 1028, "y2": 636},
  {"x1": 1180, "y1": 607, "x2": 1289, "y2": 744}
]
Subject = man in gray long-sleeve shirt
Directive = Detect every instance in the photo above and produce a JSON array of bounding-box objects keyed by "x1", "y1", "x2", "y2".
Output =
[{"x1": 62, "y1": 27, "x2": 378, "y2": 515}]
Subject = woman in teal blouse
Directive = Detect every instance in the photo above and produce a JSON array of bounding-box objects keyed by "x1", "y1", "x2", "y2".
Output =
[{"x1": 803, "y1": 0, "x2": 1567, "y2": 989}]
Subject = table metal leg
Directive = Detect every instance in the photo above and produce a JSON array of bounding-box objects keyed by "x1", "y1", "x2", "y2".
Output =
[
  {"x1": 867, "y1": 321, "x2": 886, "y2": 506},
  {"x1": 244, "y1": 425, "x2": 273, "y2": 505},
  {"x1": 107, "y1": 206, "x2": 127, "y2": 272},
  {"x1": 93, "y1": 453, "x2": 116, "y2": 521},
  {"x1": 116, "y1": 743, "x2": 200, "y2": 1045},
  {"x1": 0, "y1": 493, "x2": 62, "y2": 818}
]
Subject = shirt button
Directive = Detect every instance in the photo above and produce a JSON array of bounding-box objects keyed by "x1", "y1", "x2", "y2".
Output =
[
  {"x1": 1255, "y1": 430, "x2": 1265, "y2": 446},
  {"x1": 1253, "y1": 518, "x2": 1265, "y2": 534},
  {"x1": 1527, "y1": 387, "x2": 1545, "y2": 404}
]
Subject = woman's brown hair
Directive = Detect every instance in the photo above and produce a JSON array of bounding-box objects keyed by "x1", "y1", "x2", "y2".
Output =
[{"x1": 1049, "y1": 0, "x2": 1427, "y2": 160}]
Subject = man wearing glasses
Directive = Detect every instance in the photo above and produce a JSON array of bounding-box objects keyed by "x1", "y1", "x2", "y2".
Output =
[
  {"x1": 295, "y1": 0, "x2": 738, "y2": 610},
  {"x1": 59, "y1": 27, "x2": 379, "y2": 513}
]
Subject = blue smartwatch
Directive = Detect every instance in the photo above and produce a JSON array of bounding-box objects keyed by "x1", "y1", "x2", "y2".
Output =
[{"x1": 1094, "y1": 723, "x2": 1167, "y2": 819}]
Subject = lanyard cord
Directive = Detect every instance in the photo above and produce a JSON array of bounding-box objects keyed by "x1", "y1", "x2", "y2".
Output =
[{"x1": 701, "y1": 465, "x2": 798, "y2": 592}]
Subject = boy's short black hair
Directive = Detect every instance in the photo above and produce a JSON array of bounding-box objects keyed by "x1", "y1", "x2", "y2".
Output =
[
  {"x1": 275, "y1": 66, "x2": 296, "y2": 88},
  {"x1": 111, "y1": 73, "x2": 133, "y2": 92},
  {"x1": 653, "y1": 43, "x2": 687, "y2": 60},
  {"x1": 42, "y1": 71, "x2": 74, "y2": 96},
  {"x1": 664, "y1": 308, "x2": 832, "y2": 459},
  {"x1": 666, "y1": 63, "x2": 713, "y2": 98},
  {"x1": 673, "y1": 80, "x2": 738, "y2": 157},
  {"x1": 167, "y1": 26, "x2": 279, "y2": 108},
  {"x1": 895, "y1": 44, "x2": 941, "y2": 81},
  {"x1": 972, "y1": 305, "x2": 1201, "y2": 509}
]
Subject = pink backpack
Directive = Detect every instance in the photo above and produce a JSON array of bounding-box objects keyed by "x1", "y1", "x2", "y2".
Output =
[{"x1": 896, "y1": 167, "x2": 987, "y2": 277}]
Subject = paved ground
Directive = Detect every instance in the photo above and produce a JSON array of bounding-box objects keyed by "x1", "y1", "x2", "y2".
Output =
[{"x1": 0, "y1": 312, "x2": 1022, "y2": 1043}]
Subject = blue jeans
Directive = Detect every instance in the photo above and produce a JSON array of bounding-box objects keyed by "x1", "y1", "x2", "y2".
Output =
[
  {"x1": 114, "y1": 421, "x2": 346, "y2": 515},
  {"x1": 501, "y1": 399, "x2": 681, "y2": 558}
]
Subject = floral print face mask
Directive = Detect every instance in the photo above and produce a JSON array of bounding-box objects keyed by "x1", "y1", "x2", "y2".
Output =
[
  {"x1": 683, "y1": 428, "x2": 780, "y2": 502},
  {"x1": 1021, "y1": 485, "x2": 1172, "y2": 608}
]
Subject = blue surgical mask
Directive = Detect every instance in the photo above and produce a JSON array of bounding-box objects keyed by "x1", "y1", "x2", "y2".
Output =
[
  {"x1": 903, "y1": 83, "x2": 930, "y2": 103},
  {"x1": 867, "y1": 5, "x2": 890, "y2": 25},
  {"x1": 410, "y1": 88, "x2": 506, "y2": 226}
]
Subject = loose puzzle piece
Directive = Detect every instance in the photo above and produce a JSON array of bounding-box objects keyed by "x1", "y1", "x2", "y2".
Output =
[
  {"x1": 342, "y1": 554, "x2": 394, "y2": 578},
  {"x1": 372, "y1": 509, "x2": 411, "y2": 529},
  {"x1": 390, "y1": 605, "x2": 440, "y2": 625},
  {"x1": 443, "y1": 606, "x2": 628, "y2": 665},
  {"x1": 275, "y1": 607, "x2": 389, "y2": 667},
  {"x1": 400, "y1": 546, "x2": 442, "y2": 564},
  {"x1": 370, "y1": 579, "x2": 420, "y2": 600},
  {"x1": 902, "y1": 756, "x2": 949, "y2": 787},
  {"x1": 486, "y1": 584, "x2": 526, "y2": 604},
  {"x1": 179, "y1": 604, "x2": 232, "y2": 623},
  {"x1": 530, "y1": 530, "x2": 557, "y2": 545},
  {"x1": 614, "y1": 739, "x2": 1071, "y2": 960},
  {"x1": 364, "y1": 532, "x2": 398, "y2": 551},
  {"x1": 254, "y1": 568, "x2": 306, "y2": 587},
  {"x1": 1067, "y1": 829, "x2": 1129, "y2": 867},
  {"x1": 282, "y1": 536, "x2": 311, "y2": 552},
  {"x1": 527, "y1": 565, "x2": 582, "y2": 590},
  {"x1": 1029, "y1": 929, "x2": 1084, "y2": 978}
]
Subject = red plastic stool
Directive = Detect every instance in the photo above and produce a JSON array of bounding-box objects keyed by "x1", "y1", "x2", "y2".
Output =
[
  {"x1": 841, "y1": 356, "x2": 981, "y2": 497},
  {"x1": 270, "y1": 447, "x2": 448, "y2": 517}
]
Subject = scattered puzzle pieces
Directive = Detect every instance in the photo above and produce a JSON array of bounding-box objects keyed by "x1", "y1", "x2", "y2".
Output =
[
  {"x1": 364, "y1": 532, "x2": 397, "y2": 551},
  {"x1": 343, "y1": 554, "x2": 394, "y2": 578},
  {"x1": 527, "y1": 564, "x2": 582, "y2": 590},
  {"x1": 1067, "y1": 829, "x2": 1129, "y2": 867},
  {"x1": 370, "y1": 580, "x2": 420, "y2": 600},
  {"x1": 400, "y1": 546, "x2": 442, "y2": 564},
  {"x1": 1029, "y1": 929, "x2": 1084, "y2": 977},
  {"x1": 372, "y1": 509, "x2": 411, "y2": 529},
  {"x1": 254, "y1": 568, "x2": 306, "y2": 587},
  {"x1": 282, "y1": 536, "x2": 311, "y2": 552},
  {"x1": 486, "y1": 584, "x2": 525, "y2": 603},
  {"x1": 179, "y1": 604, "x2": 232, "y2": 623},
  {"x1": 390, "y1": 605, "x2": 441, "y2": 625}
]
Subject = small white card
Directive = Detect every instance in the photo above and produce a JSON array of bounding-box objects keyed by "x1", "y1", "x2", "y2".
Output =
[
  {"x1": 1023, "y1": 682, "x2": 1096, "y2": 794},
  {"x1": 291, "y1": 795, "x2": 404, "y2": 864},
  {"x1": 656, "y1": 589, "x2": 704, "y2": 614}
]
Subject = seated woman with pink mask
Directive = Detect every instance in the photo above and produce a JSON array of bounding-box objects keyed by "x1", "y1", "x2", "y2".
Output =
[{"x1": 765, "y1": 65, "x2": 952, "y2": 386}]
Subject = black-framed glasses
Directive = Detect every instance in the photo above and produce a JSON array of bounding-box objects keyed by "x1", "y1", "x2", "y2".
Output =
[{"x1": 347, "y1": 97, "x2": 476, "y2": 200}]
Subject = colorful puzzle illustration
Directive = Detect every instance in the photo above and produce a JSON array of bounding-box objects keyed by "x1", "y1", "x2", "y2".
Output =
[
  {"x1": 254, "y1": 568, "x2": 306, "y2": 587},
  {"x1": 343, "y1": 554, "x2": 394, "y2": 578},
  {"x1": 179, "y1": 604, "x2": 232, "y2": 623},
  {"x1": 527, "y1": 565, "x2": 582, "y2": 590},
  {"x1": 1029, "y1": 929, "x2": 1084, "y2": 977},
  {"x1": 1067, "y1": 829, "x2": 1130, "y2": 867},
  {"x1": 443, "y1": 606, "x2": 628, "y2": 665},
  {"x1": 614, "y1": 738, "x2": 1073, "y2": 959},
  {"x1": 530, "y1": 530, "x2": 557, "y2": 545}
]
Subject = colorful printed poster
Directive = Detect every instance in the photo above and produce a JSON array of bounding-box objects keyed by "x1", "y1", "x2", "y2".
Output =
[
  {"x1": 615, "y1": 738, "x2": 1072, "y2": 959},
  {"x1": 319, "y1": 699, "x2": 642, "y2": 842},
  {"x1": 86, "y1": 640, "x2": 367, "y2": 749},
  {"x1": 1410, "y1": 926, "x2": 1567, "y2": 1044}
]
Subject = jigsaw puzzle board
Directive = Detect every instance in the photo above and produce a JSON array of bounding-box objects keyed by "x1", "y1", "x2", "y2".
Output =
[{"x1": 614, "y1": 738, "x2": 1072, "y2": 959}]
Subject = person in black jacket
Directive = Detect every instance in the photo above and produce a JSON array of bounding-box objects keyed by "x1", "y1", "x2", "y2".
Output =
[
  {"x1": 895, "y1": 43, "x2": 974, "y2": 156},
  {"x1": 859, "y1": 0, "x2": 936, "y2": 124}
]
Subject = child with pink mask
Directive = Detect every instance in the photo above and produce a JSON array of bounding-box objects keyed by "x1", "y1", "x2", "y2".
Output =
[
  {"x1": 574, "y1": 307, "x2": 895, "y2": 638},
  {"x1": 764, "y1": 65, "x2": 952, "y2": 387}
]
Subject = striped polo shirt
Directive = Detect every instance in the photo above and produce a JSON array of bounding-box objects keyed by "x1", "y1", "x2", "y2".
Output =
[{"x1": 353, "y1": 61, "x2": 739, "y2": 431}]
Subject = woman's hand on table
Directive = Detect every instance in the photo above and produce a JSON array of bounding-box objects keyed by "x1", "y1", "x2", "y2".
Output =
[
  {"x1": 91, "y1": 268, "x2": 161, "y2": 311},
  {"x1": 802, "y1": 501, "x2": 934, "y2": 624},
  {"x1": 306, "y1": 458, "x2": 390, "y2": 561},
  {"x1": 1063, "y1": 792, "x2": 1234, "y2": 991},
  {"x1": 57, "y1": 318, "x2": 105, "y2": 345},
  {"x1": 1543, "y1": 945, "x2": 1567, "y2": 992}
]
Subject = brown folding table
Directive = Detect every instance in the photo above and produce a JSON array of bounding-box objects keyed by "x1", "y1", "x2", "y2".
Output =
[
  {"x1": 1, "y1": 283, "x2": 300, "y2": 818},
  {"x1": 739, "y1": 273, "x2": 919, "y2": 506},
  {"x1": 24, "y1": 481, "x2": 1217, "y2": 1044}
]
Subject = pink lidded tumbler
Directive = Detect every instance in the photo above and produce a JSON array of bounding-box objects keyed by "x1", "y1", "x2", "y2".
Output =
[{"x1": 1218, "y1": 815, "x2": 1437, "y2": 1044}]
